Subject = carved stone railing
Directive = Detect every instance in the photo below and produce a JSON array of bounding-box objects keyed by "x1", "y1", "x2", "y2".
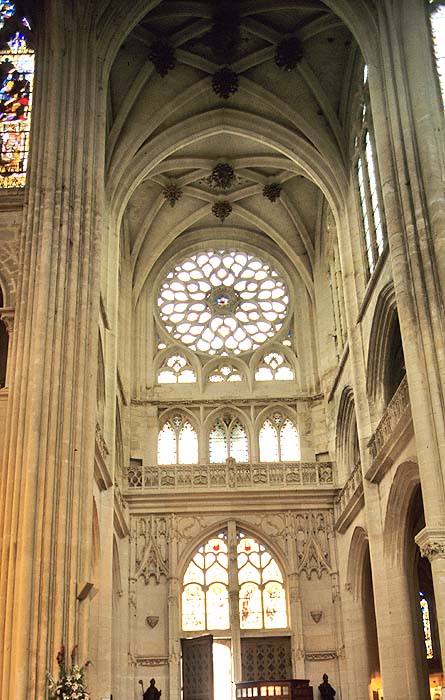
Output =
[
  {"x1": 367, "y1": 375, "x2": 410, "y2": 462},
  {"x1": 126, "y1": 461, "x2": 334, "y2": 491},
  {"x1": 334, "y1": 460, "x2": 363, "y2": 532}
]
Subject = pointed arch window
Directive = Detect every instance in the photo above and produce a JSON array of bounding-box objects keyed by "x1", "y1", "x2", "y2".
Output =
[
  {"x1": 181, "y1": 530, "x2": 287, "y2": 632},
  {"x1": 158, "y1": 414, "x2": 198, "y2": 465},
  {"x1": 0, "y1": 2, "x2": 34, "y2": 188},
  {"x1": 209, "y1": 415, "x2": 249, "y2": 463},
  {"x1": 158, "y1": 353, "x2": 196, "y2": 383},
  {"x1": 259, "y1": 412, "x2": 300, "y2": 462},
  {"x1": 354, "y1": 72, "x2": 386, "y2": 278},
  {"x1": 419, "y1": 592, "x2": 434, "y2": 659}
]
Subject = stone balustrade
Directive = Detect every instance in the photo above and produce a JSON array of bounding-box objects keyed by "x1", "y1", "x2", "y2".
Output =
[
  {"x1": 126, "y1": 461, "x2": 334, "y2": 491},
  {"x1": 367, "y1": 375, "x2": 410, "y2": 462},
  {"x1": 334, "y1": 460, "x2": 363, "y2": 531}
]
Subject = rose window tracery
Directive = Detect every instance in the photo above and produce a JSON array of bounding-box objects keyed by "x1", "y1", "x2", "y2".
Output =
[{"x1": 157, "y1": 250, "x2": 289, "y2": 355}]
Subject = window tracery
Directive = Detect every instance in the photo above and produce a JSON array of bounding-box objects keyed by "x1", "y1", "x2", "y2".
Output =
[
  {"x1": 157, "y1": 250, "x2": 289, "y2": 355},
  {"x1": 209, "y1": 414, "x2": 249, "y2": 463},
  {"x1": 181, "y1": 531, "x2": 287, "y2": 632},
  {"x1": 255, "y1": 351, "x2": 294, "y2": 381},
  {"x1": 0, "y1": 2, "x2": 33, "y2": 188},
  {"x1": 158, "y1": 353, "x2": 196, "y2": 383},
  {"x1": 259, "y1": 412, "x2": 300, "y2": 462},
  {"x1": 207, "y1": 363, "x2": 244, "y2": 383},
  {"x1": 158, "y1": 414, "x2": 198, "y2": 465}
]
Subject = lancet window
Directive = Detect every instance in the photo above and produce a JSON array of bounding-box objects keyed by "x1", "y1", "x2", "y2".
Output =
[
  {"x1": 0, "y1": 2, "x2": 34, "y2": 188},
  {"x1": 181, "y1": 530, "x2": 287, "y2": 632},
  {"x1": 259, "y1": 412, "x2": 300, "y2": 462},
  {"x1": 255, "y1": 352, "x2": 294, "y2": 381},
  {"x1": 158, "y1": 353, "x2": 196, "y2": 383},
  {"x1": 419, "y1": 592, "x2": 434, "y2": 659},
  {"x1": 209, "y1": 415, "x2": 249, "y2": 463},
  {"x1": 157, "y1": 414, "x2": 198, "y2": 465},
  {"x1": 354, "y1": 69, "x2": 386, "y2": 278}
]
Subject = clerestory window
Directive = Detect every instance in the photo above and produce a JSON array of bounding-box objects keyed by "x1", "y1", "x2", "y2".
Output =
[
  {"x1": 158, "y1": 414, "x2": 198, "y2": 465},
  {"x1": 354, "y1": 69, "x2": 386, "y2": 279},
  {"x1": 209, "y1": 415, "x2": 249, "y2": 463},
  {"x1": 259, "y1": 412, "x2": 300, "y2": 462}
]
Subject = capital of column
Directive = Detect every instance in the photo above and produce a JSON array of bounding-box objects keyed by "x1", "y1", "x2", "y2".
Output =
[
  {"x1": 415, "y1": 527, "x2": 445, "y2": 561},
  {"x1": 0, "y1": 307, "x2": 14, "y2": 335}
]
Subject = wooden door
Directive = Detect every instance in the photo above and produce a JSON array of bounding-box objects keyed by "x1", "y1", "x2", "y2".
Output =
[{"x1": 181, "y1": 635, "x2": 214, "y2": 700}]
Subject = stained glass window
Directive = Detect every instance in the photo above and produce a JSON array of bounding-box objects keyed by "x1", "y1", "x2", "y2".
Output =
[
  {"x1": 181, "y1": 530, "x2": 287, "y2": 632},
  {"x1": 419, "y1": 592, "x2": 433, "y2": 659},
  {"x1": 182, "y1": 533, "x2": 230, "y2": 631},
  {"x1": 238, "y1": 535, "x2": 287, "y2": 629},
  {"x1": 0, "y1": 2, "x2": 33, "y2": 188},
  {"x1": 209, "y1": 415, "x2": 249, "y2": 463},
  {"x1": 158, "y1": 353, "x2": 196, "y2": 383},
  {"x1": 259, "y1": 413, "x2": 300, "y2": 462},
  {"x1": 255, "y1": 352, "x2": 294, "y2": 381},
  {"x1": 157, "y1": 414, "x2": 198, "y2": 465}
]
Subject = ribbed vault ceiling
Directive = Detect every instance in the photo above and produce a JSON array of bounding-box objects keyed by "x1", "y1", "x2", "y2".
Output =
[{"x1": 106, "y1": 0, "x2": 362, "y2": 298}]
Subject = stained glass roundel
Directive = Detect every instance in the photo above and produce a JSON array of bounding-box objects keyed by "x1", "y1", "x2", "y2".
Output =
[{"x1": 157, "y1": 250, "x2": 289, "y2": 355}]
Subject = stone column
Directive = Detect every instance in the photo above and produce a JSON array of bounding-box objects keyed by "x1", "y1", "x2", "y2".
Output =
[
  {"x1": 168, "y1": 516, "x2": 181, "y2": 700},
  {"x1": 228, "y1": 520, "x2": 242, "y2": 682},
  {"x1": 285, "y1": 513, "x2": 305, "y2": 678},
  {"x1": 0, "y1": 4, "x2": 106, "y2": 699}
]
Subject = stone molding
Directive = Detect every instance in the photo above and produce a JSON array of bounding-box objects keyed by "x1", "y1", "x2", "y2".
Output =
[
  {"x1": 133, "y1": 656, "x2": 169, "y2": 667},
  {"x1": 94, "y1": 422, "x2": 112, "y2": 491},
  {"x1": 415, "y1": 527, "x2": 445, "y2": 561},
  {"x1": 126, "y1": 461, "x2": 333, "y2": 491},
  {"x1": 304, "y1": 651, "x2": 337, "y2": 661}
]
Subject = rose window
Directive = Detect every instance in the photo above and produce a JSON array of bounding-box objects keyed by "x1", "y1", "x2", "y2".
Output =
[{"x1": 157, "y1": 250, "x2": 289, "y2": 354}]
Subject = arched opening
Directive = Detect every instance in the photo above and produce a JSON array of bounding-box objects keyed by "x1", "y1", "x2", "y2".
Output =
[
  {"x1": 408, "y1": 487, "x2": 443, "y2": 697},
  {"x1": 384, "y1": 314, "x2": 406, "y2": 405},
  {"x1": 362, "y1": 546, "x2": 381, "y2": 699}
]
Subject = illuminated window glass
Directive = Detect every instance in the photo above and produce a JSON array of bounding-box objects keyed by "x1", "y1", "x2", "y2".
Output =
[
  {"x1": 209, "y1": 415, "x2": 248, "y2": 463},
  {"x1": 238, "y1": 534, "x2": 287, "y2": 629},
  {"x1": 182, "y1": 533, "x2": 229, "y2": 631},
  {"x1": 158, "y1": 353, "x2": 196, "y2": 383},
  {"x1": 419, "y1": 592, "x2": 433, "y2": 659},
  {"x1": 181, "y1": 530, "x2": 287, "y2": 632},
  {"x1": 259, "y1": 413, "x2": 300, "y2": 462},
  {"x1": 430, "y1": 4, "x2": 445, "y2": 106},
  {"x1": 0, "y1": 2, "x2": 34, "y2": 188},
  {"x1": 255, "y1": 352, "x2": 294, "y2": 381},
  {"x1": 157, "y1": 414, "x2": 198, "y2": 465}
]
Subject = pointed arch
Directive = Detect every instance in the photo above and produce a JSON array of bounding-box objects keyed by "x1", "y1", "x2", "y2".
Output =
[
  {"x1": 346, "y1": 526, "x2": 369, "y2": 603},
  {"x1": 366, "y1": 282, "x2": 398, "y2": 406},
  {"x1": 383, "y1": 460, "x2": 421, "y2": 564},
  {"x1": 336, "y1": 385, "x2": 359, "y2": 482}
]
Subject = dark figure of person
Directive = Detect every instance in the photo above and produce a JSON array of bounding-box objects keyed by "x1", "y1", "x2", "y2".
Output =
[
  {"x1": 318, "y1": 673, "x2": 335, "y2": 700},
  {"x1": 144, "y1": 678, "x2": 162, "y2": 700}
]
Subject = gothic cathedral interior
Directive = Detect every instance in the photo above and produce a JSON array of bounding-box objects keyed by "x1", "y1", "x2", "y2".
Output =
[{"x1": 0, "y1": 2, "x2": 444, "y2": 700}]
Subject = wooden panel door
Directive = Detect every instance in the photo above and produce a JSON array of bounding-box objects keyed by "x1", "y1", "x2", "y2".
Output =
[
  {"x1": 182, "y1": 635, "x2": 214, "y2": 700},
  {"x1": 241, "y1": 637, "x2": 292, "y2": 681}
]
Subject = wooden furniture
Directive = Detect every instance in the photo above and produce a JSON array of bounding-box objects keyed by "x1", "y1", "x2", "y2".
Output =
[{"x1": 236, "y1": 679, "x2": 313, "y2": 700}]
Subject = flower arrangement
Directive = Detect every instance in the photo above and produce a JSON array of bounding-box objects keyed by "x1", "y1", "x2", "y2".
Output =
[{"x1": 47, "y1": 645, "x2": 90, "y2": 700}]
